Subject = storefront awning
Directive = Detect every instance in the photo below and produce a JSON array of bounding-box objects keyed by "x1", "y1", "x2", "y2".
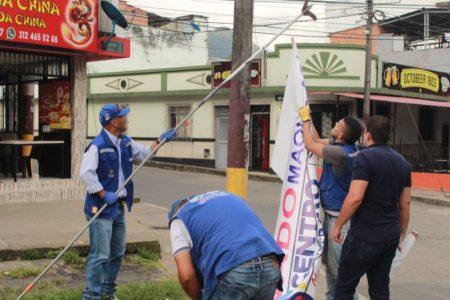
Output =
[{"x1": 334, "y1": 92, "x2": 450, "y2": 108}]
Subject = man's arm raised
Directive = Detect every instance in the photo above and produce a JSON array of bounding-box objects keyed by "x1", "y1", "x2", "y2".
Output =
[{"x1": 299, "y1": 106, "x2": 325, "y2": 158}]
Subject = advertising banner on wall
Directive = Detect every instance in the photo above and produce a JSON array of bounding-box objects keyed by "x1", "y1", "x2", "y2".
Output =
[
  {"x1": 39, "y1": 80, "x2": 71, "y2": 130},
  {"x1": 212, "y1": 60, "x2": 261, "y2": 88},
  {"x1": 0, "y1": 0, "x2": 98, "y2": 52},
  {"x1": 382, "y1": 62, "x2": 450, "y2": 97}
]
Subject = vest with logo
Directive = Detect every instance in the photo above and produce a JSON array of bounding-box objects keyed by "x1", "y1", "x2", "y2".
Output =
[
  {"x1": 319, "y1": 144, "x2": 358, "y2": 211},
  {"x1": 84, "y1": 129, "x2": 134, "y2": 219},
  {"x1": 169, "y1": 191, "x2": 284, "y2": 300}
]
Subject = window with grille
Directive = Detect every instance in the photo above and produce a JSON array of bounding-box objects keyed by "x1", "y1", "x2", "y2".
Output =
[
  {"x1": 0, "y1": 51, "x2": 69, "y2": 133},
  {"x1": 169, "y1": 105, "x2": 191, "y2": 139}
]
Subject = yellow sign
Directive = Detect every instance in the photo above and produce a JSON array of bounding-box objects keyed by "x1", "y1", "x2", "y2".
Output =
[{"x1": 400, "y1": 68, "x2": 439, "y2": 93}]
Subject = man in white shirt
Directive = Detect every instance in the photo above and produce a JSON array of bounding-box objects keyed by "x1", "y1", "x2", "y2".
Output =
[{"x1": 80, "y1": 103, "x2": 176, "y2": 300}]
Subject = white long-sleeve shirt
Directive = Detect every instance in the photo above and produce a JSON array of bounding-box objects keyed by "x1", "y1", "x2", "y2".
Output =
[{"x1": 80, "y1": 130, "x2": 151, "y2": 197}]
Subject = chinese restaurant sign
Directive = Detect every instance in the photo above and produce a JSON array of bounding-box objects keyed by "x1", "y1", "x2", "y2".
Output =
[
  {"x1": 212, "y1": 60, "x2": 261, "y2": 88},
  {"x1": 382, "y1": 62, "x2": 450, "y2": 96},
  {"x1": 39, "y1": 80, "x2": 71, "y2": 130},
  {"x1": 0, "y1": 0, "x2": 98, "y2": 52}
]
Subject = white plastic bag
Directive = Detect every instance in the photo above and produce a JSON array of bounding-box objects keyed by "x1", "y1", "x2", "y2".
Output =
[{"x1": 390, "y1": 230, "x2": 419, "y2": 277}]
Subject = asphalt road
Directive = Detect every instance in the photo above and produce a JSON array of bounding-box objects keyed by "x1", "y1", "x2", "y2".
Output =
[{"x1": 134, "y1": 166, "x2": 450, "y2": 300}]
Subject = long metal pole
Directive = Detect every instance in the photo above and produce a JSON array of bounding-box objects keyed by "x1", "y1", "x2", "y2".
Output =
[
  {"x1": 16, "y1": 2, "x2": 316, "y2": 299},
  {"x1": 363, "y1": 0, "x2": 373, "y2": 124}
]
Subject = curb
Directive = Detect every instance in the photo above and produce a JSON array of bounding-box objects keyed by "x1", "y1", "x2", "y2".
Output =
[
  {"x1": 144, "y1": 161, "x2": 282, "y2": 183},
  {"x1": 145, "y1": 161, "x2": 450, "y2": 206},
  {"x1": 411, "y1": 195, "x2": 450, "y2": 208},
  {"x1": 0, "y1": 240, "x2": 160, "y2": 262}
]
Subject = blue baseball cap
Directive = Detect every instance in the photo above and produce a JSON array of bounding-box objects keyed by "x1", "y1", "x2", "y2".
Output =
[
  {"x1": 168, "y1": 198, "x2": 189, "y2": 221},
  {"x1": 99, "y1": 103, "x2": 130, "y2": 127}
]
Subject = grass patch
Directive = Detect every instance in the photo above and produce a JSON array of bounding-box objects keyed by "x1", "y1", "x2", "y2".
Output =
[
  {"x1": 61, "y1": 249, "x2": 85, "y2": 272},
  {"x1": 126, "y1": 254, "x2": 162, "y2": 270},
  {"x1": 0, "y1": 279, "x2": 188, "y2": 300},
  {"x1": 22, "y1": 249, "x2": 43, "y2": 260},
  {"x1": 45, "y1": 250, "x2": 60, "y2": 259},
  {"x1": 117, "y1": 280, "x2": 188, "y2": 300},
  {"x1": 46, "y1": 249, "x2": 85, "y2": 271},
  {"x1": 0, "y1": 267, "x2": 42, "y2": 279},
  {"x1": 125, "y1": 246, "x2": 162, "y2": 270},
  {"x1": 137, "y1": 247, "x2": 160, "y2": 261}
]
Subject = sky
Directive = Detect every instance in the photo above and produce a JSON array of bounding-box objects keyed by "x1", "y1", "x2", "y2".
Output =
[{"x1": 127, "y1": 0, "x2": 446, "y2": 47}]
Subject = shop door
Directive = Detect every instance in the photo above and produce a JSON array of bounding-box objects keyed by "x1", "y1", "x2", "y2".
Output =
[
  {"x1": 250, "y1": 105, "x2": 270, "y2": 171},
  {"x1": 215, "y1": 107, "x2": 229, "y2": 169},
  {"x1": 442, "y1": 124, "x2": 449, "y2": 159}
]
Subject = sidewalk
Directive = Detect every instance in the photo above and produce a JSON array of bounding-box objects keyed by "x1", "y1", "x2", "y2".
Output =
[
  {"x1": 410, "y1": 188, "x2": 450, "y2": 207},
  {"x1": 0, "y1": 200, "x2": 169, "y2": 257}
]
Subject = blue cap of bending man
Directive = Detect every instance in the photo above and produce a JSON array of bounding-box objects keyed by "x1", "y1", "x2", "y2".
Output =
[{"x1": 168, "y1": 198, "x2": 189, "y2": 221}]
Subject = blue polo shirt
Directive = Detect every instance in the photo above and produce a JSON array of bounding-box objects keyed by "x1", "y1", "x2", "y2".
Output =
[{"x1": 349, "y1": 144, "x2": 411, "y2": 240}]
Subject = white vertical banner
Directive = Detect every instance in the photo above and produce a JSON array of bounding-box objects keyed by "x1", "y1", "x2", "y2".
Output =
[{"x1": 271, "y1": 41, "x2": 324, "y2": 300}]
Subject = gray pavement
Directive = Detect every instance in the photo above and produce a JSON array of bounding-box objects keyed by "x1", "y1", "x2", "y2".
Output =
[
  {"x1": 0, "y1": 165, "x2": 449, "y2": 299},
  {"x1": 0, "y1": 200, "x2": 162, "y2": 251},
  {"x1": 133, "y1": 165, "x2": 450, "y2": 300}
]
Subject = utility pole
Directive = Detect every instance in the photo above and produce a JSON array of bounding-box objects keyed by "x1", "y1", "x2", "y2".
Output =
[
  {"x1": 226, "y1": 0, "x2": 254, "y2": 199},
  {"x1": 363, "y1": 0, "x2": 373, "y2": 124}
]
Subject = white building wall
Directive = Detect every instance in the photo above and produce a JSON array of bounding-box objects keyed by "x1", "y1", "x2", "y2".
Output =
[
  {"x1": 88, "y1": 16, "x2": 209, "y2": 73},
  {"x1": 376, "y1": 34, "x2": 450, "y2": 73}
]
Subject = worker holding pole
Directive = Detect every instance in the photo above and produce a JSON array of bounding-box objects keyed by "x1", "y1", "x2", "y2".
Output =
[{"x1": 79, "y1": 104, "x2": 176, "y2": 300}]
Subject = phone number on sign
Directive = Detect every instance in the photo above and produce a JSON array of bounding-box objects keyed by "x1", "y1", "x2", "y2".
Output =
[{"x1": 0, "y1": 28, "x2": 59, "y2": 44}]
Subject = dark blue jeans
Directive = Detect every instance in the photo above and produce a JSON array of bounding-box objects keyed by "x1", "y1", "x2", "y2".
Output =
[{"x1": 334, "y1": 233, "x2": 399, "y2": 300}]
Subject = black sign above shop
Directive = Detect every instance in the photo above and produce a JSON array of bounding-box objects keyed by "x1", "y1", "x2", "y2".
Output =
[
  {"x1": 211, "y1": 60, "x2": 261, "y2": 88},
  {"x1": 382, "y1": 62, "x2": 450, "y2": 97}
]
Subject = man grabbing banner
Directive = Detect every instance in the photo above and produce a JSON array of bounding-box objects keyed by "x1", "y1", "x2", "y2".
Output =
[{"x1": 271, "y1": 41, "x2": 324, "y2": 300}]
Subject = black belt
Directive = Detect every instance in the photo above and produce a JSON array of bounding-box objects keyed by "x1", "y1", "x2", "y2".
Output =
[{"x1": 247, "y1": 253, "x2": 277, "y2": 263}]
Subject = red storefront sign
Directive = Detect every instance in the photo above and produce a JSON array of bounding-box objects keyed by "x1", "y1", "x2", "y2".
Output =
[{"x1": 0, "y1": 0, "x2": 98, "y2": 53}]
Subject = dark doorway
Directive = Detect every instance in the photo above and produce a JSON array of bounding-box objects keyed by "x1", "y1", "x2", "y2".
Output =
[
  {"x1": 250, "y1": 105, "x2": 270, "y2": 171},
  {"x1": 442, "y1": 124, "x2": 449, "y2": 159},
  {"x1": 310, "y1": 104, "x2": 349, "y2": 138}
]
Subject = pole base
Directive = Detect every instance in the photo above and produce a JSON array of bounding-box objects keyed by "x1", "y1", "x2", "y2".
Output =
[{"x1": 226, "y1": 167, "x2": 248, "y2": 200}]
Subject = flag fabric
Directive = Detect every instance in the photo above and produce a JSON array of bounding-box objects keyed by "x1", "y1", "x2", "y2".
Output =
[{"x1": 271, "y1": 42, "x2": 324, "y2": 300}]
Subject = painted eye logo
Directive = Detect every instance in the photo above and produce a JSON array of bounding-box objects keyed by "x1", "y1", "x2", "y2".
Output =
[{"x1": 6, "y1": 27, "x2": 16, "y2": 39}]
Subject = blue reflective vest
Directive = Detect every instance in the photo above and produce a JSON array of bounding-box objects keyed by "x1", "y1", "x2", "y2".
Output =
[
  {"x1": 169, "y1": 191, "x2": 284, "y2": 300},
  {"x1": 84, "y1": 129, "x2": 134, "y2": 219},
  {"x1": 319, "y1": 144, "x2": 358, "y2": 211}
]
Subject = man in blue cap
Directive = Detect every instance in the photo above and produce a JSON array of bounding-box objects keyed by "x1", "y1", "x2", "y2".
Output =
[
  {"x1": 168, "y1": 191, "x2": 285, "y2": 300},
  {"x1": 80, "y1": 103, "x2": 176, "y2": 300}
]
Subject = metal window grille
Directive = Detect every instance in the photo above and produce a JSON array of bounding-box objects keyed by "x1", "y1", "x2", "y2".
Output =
[{"x1": 169, "y1": 105, "x2": 191, "y2": 140}]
